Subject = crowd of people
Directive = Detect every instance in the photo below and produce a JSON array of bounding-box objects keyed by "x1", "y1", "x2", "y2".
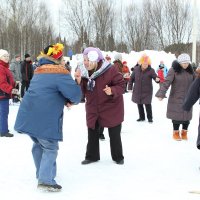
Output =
[{"x1": 0, "y1": 44, "x2": 199, "y2": 192}]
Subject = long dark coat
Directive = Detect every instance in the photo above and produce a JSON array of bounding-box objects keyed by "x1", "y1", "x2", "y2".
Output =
[
  {"x1": 81, "y1": 63, "x2": 125, "y2": 129},
  {"x1": 183, "y1": 76, "x2": 200, "y2": 148},
  {"x1": 128, "y1": 65, "x2": 158, "y2": 104},
  {"x1": 155, "y1": 61, "x2": 195, "y2": 121}
]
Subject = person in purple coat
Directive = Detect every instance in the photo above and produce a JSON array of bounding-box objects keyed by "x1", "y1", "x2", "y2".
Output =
[{"x1": 75, "y1": 47, "x2": 125, "y2": 165}]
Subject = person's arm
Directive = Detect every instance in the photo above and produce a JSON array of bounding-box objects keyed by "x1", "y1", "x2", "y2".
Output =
[{"x1": 183, "y1": 77, "x2": 200, "y2": 111}]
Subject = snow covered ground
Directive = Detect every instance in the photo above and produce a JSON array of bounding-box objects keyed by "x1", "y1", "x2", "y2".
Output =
[
  {"x1": 0, "y1": 90, "x2": 200, "y2": 200},
  {"x1": 1, "y1": 50, "x2": 200, "y2": 200}
]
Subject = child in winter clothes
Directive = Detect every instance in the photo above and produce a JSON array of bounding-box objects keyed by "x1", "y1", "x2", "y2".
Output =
[
  {"x1": 156, "y1": 53, "x2": 195, "y2": 141},
  {"x1": 15, "y1": 43, "x2": 81, "y2": 192},
  {"x1": 122, "y1": 61, "x2": 130, "y2": 92},
  {"x1": 75, "y1": 47, "x2": 125, "y2": 165}
]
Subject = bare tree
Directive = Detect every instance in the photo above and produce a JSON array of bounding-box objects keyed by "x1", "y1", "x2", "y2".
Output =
[
  {"x1": 90, "y1": 0, "x2": 115, "y2": 50},
  {"x1": 62, "y1": 0, "x2": 92, "y2": 47},
  {"x1": 165, "y1": 0, "x2": 192, "y2": 44},
  {"x1": 147, "y1": 0, "x2": 167, "y2": 49}
]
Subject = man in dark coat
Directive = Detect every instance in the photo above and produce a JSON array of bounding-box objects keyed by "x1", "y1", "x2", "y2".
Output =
[
  {"x1": 20, "y1": 53, "x2": 33, "y2": 97},
  {"x1": 128, "y1": 54, "x2": 159, "y2": 123},
  {"x1": 75, "y1": 47, "x2": 125, "y2": 165}
]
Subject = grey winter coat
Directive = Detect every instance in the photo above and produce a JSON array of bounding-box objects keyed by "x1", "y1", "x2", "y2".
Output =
[
  {"x1": 10, "y1": 59, "x2": 22, "y2": 82},
  {"x1": 128, "y1": 65, "x2": 158, "y2": 104},
  {"x1": 155, "y1": 61, "x2": 195, "y2": 121}
]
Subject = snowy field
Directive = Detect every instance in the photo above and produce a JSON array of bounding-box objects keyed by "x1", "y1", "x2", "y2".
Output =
[
  {"x1": 1, "y1": 50, "x2": 200, "y2": 200},
  {"x1": 0, "y1": 90, "x2": 200, "y2": 200}
]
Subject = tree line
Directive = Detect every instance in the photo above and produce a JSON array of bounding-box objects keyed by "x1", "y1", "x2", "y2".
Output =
[{"x1": 0, "y1": 0, "x2": 199, "y2": 64}]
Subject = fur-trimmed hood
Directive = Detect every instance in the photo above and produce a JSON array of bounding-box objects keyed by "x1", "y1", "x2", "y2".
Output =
[{"x1": 172, "y1": 60, "x2": 194, "y2": 74}]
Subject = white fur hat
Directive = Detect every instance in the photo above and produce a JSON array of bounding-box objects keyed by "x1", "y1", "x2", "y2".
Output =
[
  {"x1": 177, "y1": 53, "x2": 191, "y2": 64},
  {"x1": 0, "y1": 49, "x2": 9, "y2": 59}
]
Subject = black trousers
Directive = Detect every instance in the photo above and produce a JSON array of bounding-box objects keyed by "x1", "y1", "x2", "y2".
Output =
[
  {"x1": 137, "y1": 104, "x2": 152, "y2": 120},
  {"x1": 172, "y1": 120, "x2": 190, "y2": 131},
  {"x1": 21, "y1": 80, "x2": 30, "y2": 97},
  {"x1": 85, "y1": 121, "x2": 124, "y2": 162}
]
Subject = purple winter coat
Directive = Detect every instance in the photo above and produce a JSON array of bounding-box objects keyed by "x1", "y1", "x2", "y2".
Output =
[
  {"x1": 128, "y1": 65, "x2": 158, "y2": 104},
  {"x1": 155, "y1": 61, "x2": 195, "y2": 121},
  {"x1": 81, "y1": 63, "x2": 125, "y2": 129}
]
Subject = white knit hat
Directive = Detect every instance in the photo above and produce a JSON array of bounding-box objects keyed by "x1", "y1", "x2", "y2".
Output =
[
  {"x1": 114, "y1": 53, "x2": 122, "y2": 61},
  {"x1": 0, "y1": 49, "x2": 9, "y2": 59},
  {"x1": 177, "y1": 53, "x2": 191, "y2": 64}
]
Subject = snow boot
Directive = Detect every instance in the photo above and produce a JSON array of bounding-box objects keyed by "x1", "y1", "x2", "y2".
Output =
[
  {"x1": 181, "y1": 129, "x2": 188, "y2": 140},
  {"x1": 173, "y1": 130, "x2": 181, "y2": 141},
  {"x1": 37, "y1": 183, "x2": 62, "y2": 192}
]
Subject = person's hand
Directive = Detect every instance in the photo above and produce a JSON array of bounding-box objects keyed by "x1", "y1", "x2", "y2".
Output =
[
  {"x1": 158, "y1": 97, "x2": 163, "y2": 101},
  {"x1": 103, "y1": 85, "x2": 112, "y2": 95},
  {"x1": 155, "y1": 77, "x2": 160, "y2": 82},
  {"x1": 12, "y1": 88, "x2": 18, "y2": 94},
  {"x1": 65, "y1": 102, "x2": 73, "y2": 110},
  {"x1": 74, "y1": 69, "x2": 81, "y2": 84}
]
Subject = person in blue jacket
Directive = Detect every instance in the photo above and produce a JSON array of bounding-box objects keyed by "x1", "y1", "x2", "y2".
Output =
[{"x1": 14, "y1": 43, "x2": 81, "y2": 192}]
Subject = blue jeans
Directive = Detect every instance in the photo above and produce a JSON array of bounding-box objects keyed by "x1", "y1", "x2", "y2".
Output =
[
  {"x1": 30, "y1": 137, "x2": 59, "y2": 185},
  {"x1": 0, "y1": 99, "x2": 9, "y2": 134}
]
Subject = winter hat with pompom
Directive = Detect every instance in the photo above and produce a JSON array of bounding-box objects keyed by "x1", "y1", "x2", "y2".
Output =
[
  {"x1": 177, "y1": 53, "x2": 191, "y2": 64},
  {"x1": 0, "y1": 49, "x2": 9, "y2": 58},
  {"x1": 83, "y1": 47, "x2": 104, "y2": 62}
]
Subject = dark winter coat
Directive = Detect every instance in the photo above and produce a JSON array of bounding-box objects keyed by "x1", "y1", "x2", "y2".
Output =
[
  {"x1": 128, "y1": 65, "x2": 158, "y2": 104},
  {"x1": 21, "y1": 60, "x2": 33, "y2": 81},
  {"x1": 0, "y1": 60, "x2": 15, "y2": 99},
  {"x1": 155, "y1": 61, "x2": 195, "y2": 121},
  {"x1": 81, "y1": 62, "x2": 125, "y2": 129},
  {"x1": 113, "y1": 60, "x2": 123, "y2": 73},
  {"x1": 14, "y1": 56, "x2": 81, "y2": 141},
  {"x1": 183, "y1": 76, "x2": 200, "y2": 149}
]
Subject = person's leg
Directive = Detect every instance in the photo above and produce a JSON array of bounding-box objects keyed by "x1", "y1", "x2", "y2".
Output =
[
  {"x1": 99, "y1": 125, "x2": 105, "y2": 140},
  {"x1": 172, "y1": 121, "x2": 181, "y2": 141},
  {"x1": 0, "y1": 99, "x2": 12, "y2": 137},
  {"x1": 108, "y1": 124, "x2": 124, "y2": 164},
  {"x1": 181, "y1": 121, "x2": 190, "y2": 140},
  {"x1": 30, "y1": 137, "x2": 43, "y2": 179},
  {"x1": 82, "y1": 121, "x2": 100, "y2": 164},
  {"x1": 21, "y1": 80, "x2": 26, "y2": 97},
  {"x1": 37, "y1": 138, "x2": 59, "y2": 186},
  {"x1": 145, "y1": 104, "x2": 153, "y2": 122},
  {"x1": 137, "y1": 104, "x2": 145, "y2": 121}
]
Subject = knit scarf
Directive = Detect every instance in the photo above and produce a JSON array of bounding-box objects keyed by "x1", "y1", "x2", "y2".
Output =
[{"x1": 79, "y1": 61, "x2": 112, "y2": 91}]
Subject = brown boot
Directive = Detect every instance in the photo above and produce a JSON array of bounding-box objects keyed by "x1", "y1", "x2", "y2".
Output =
[
  {"x1": 173, "y1": 130, "x2": 181, "y2": 141},
  {"x1": 181, "y1": 129, "x2": 188, "y2": 140}
]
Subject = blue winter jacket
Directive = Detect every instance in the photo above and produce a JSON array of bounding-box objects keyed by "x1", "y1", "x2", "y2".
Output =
[{"x1": 14, "y1": 57, "x2": 81, "y2": 141}]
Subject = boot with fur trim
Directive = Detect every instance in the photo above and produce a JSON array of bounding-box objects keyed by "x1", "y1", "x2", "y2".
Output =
[
  {"x1": 181, "y1": 129, "x2": 188, "y2": 140},
  {"x1": 173, "y1": 130, "x2": 181, "y2": 141}
]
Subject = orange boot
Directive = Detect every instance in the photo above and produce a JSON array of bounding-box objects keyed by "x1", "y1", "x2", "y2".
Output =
[
  {"x1": 181, "y1": 129, "x2": 188, "y2": 140},
  {"x1": 173, "y1": 130, "x2": 181, "y2": 141}
]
